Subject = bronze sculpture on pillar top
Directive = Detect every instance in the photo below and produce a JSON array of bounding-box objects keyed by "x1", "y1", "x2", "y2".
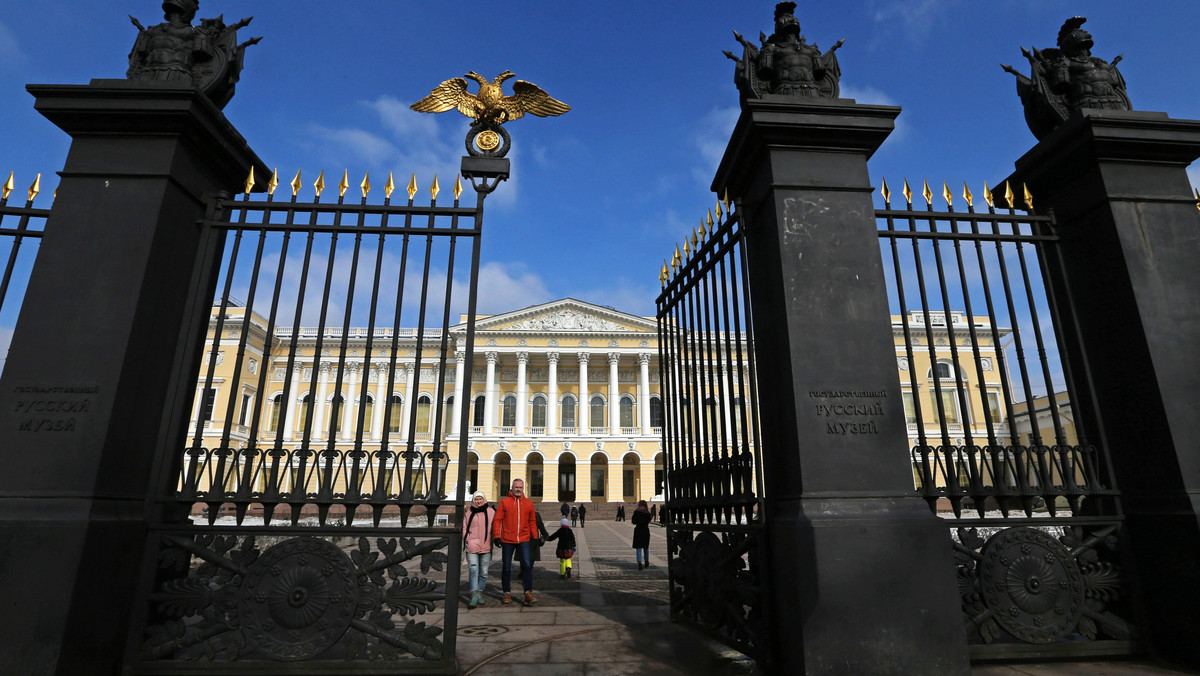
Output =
[
  {"x1": 723, "y1": 1, "x2": 844, "y2": 101},
  {"x1": 1003, "y1": 16, "x2": 1132, "y2": 140},
  {"x1": 126, "y1": 0, "x2": 261, "y2": 109}
]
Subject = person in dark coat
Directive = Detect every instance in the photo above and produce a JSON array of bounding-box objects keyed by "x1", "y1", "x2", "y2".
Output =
[
  {"x1": 649, "y1": 503, "x2": 657, "y2": 522},
  {"x1": 570, "y1": 505, "x2": 578, "y2": 526},
  {"x1": 545, "y1": 517, "x2": 577, "y2": 578},
  {"x1": 578, "y1": 503, "x2": 587, "y2": 527},
  {"x1": 527, "y1": 512, "x2": 550, "y2": 563},
  {"x1": 560, "y1": 502, "x2": 570, "y2": 519},
  {"x1": 615, "y1": 504, "x2": 625, "y2": 521},
  {"x1": 631, "y1": 500, "x2": 652, "y2": 569}
]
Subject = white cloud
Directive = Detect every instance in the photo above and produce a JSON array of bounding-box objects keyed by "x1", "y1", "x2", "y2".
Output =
[
  {"x1": 0, "y1": 21, "x2": 24, "y2": 69},
  {"x1": 839, "y1": 83, "x2": 908, "y2": 144},
  {"x1": 472, "y1": 262, "x2": 553, "y2": 315},
  {"x1": 872, "y1": 0, "x2": 957, "y2": 43},
  {"x1": 691, "y1": 106, "x2": 740, "y2": 185}
]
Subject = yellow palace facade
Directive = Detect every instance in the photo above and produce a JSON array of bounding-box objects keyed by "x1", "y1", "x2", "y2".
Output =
[{"x1": 188, "y1": 299, "x2": 1015, "y2": 504}]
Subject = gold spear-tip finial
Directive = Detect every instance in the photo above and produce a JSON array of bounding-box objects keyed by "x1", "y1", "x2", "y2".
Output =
[
  {"x1": 921, "y1": 179, "x2": 933, "y2": 206},
  {"x1": 28, "y1": 174, "x2": 41, "y2": 202},
  {"x1": 268, "y1": 169, "x2": 280, "y2": 196},
  {"x1": 660, "y1": 262, "x2": 669, "y2": 285},
  {"x1": 243, "y1": 167, "x2": 255, "y2": 195},
  {"x1": 1194, "y1": 188, "x2": 1199, "y2": 212},
  {"x1": 360, "y1": 172, "x2": 371, "y2": 198},
  {"x1": 683, "y1": 237, "x2": 692, "y2": 257},
  {"x1": 1003, "y1": 181, "x2": 1015, "y2": 209},
  {"x1": 962, "y1": 181, "x2": 973, "y2": 208},
  {"x1": 671, "y1": 244, "x2": 681, "y2": 270},
  {"x1": 431, "y1": 174, "x2": 441, "y2": 201},
  {"x1": 2, "y1": 172, "x2": 13, "y2": 200},
  {"x1": 942, "y1": 181, "x2": 952, "y2": 208},
  {"x1": 880, "y1": 178, "x2": 891, "y2": 204},
  {"x1": 715, "y1": 199, "x2": 723, "y2": 222},
  {"x1": 691, "y1": 228, "x2": 699, "y2": 249},
  {"x1": 1023, "y1": 183, "x2": 1033, "y2": 210},
  {"x1": 983, "y1": 182, "x2": 994, "y2": 209},
  {"x1": 454, "y1": 174, "x2": 463, "y2": 201},
  {"x1": 902, "y1": 179, "x2": 912, "y2": 205},
  {"x1": 699, "y1": 218, "x2": 707, "y2": 242},
  {"x1": 722, "y1": 189, "x2": 731, "y2": 215},
  {"x1": 706, "y1": 209, "x2": 714, "y2": 231},
  {"x1": 314, "y1": 170, "x2": 326, "y2": 198},
  {"x1": 338, "y1": 170, "x2": 349, "y2": 198},
  {"x1": 290, "y1": 169, "x2": 303, "y2": 197},
  {"x1": 384, "y1": 171, "x2": 396, "y2": 199},
  {"x1": 407, "y1": 173, "x2": 418, "y2": 201}
]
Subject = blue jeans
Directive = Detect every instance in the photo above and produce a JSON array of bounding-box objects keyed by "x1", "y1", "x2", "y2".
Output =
[
  {"x1": 466, "y1": 550, "x2": 491, "y2": 593},
  {"x1": 500, "y1": 541, "x2": 533, "y2": 592},
  {"x1": 635, "y1": 547, "x2": 649, "y2": 563}
]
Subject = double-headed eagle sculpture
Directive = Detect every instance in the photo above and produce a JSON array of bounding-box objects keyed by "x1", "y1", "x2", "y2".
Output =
[{"x1": 411, "y1": 71, "x2": 569, "y2": 157}]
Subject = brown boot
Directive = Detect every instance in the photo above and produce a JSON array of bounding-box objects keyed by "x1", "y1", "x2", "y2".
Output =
[
  {"x1": 502, "y1": 593, "x2": 512, "y2": 605},
  {"x1": 524, "y1": 591, "x2": 537, "y2": 606}
]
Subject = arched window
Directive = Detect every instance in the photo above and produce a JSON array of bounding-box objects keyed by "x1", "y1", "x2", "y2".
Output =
[
  {"x1": 731, "y1": 397, "x2": 744, "y2": 438},
  {"x1": 502, "y1": 394, "x2": 516, "y2": 427},
  {"x1": 704, "y1": 396, "x2": 719, "y2": 431},
  {"x1": 590, "y1": 395, "x2": 605, "y2": 429},
  {"x1": 269, "y1": 394, "x2": 283, "y2": 432},
  {"x1": 443, "y1": 395, "x2": 455, "y2": 434},
  {"x1": 361, "y1": 394, "x2": 374, "y2": 435},
  {"x1": 416, "y1": 394, "x2": 432, "y2": 433},
  {"x1": 329, "y1": 394, "x2": 345, "y2": 434},
  {"x1": 472, "y1": 394, "x2": 486, "y2": 427},
  {"x1": 929, "y1": 362, "x2": 953, "y2": 380},
  {"x1": 649, "y1": 396, "x2": 663, "y2": 429},
  {"x1": 388, "y1": 395, "x2": 403, "y2": 433},
  {"x1": 531, "y1": 394, "x2": 547, "y2": 428},
  {"x1": 561, "y1": 394, "x2": 577, "y2": 429},
  {"x1": 298, "y1": 393, "x2": 311, "y2": 432},
  {"x1": 619, "y1": 395, "x2": 635, "y2": 427}
]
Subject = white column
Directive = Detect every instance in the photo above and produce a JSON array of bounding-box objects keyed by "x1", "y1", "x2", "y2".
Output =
[
  {"x1": 343, "y1": 364, "x2": 359, "y2": 441},
  {"x1": 372, "y1": 364, "x2": 387, "y2": 441},
  {"x1": 401, "y1": 362, "x2": 416, "y2": 438},
  {"x1": 639, "y1": 353, "x2": 652, "y2": 434},
  {"x1": 577, "y1": 352, "x2": 589, "y2": 433},
  {"x1": 608, "y1": 352, "x2": 620, "y2": 434},
  {"x1": 283, "y1": 367, "x2": 303, "y2": 442},
  {"x1": 313, "y1": 363, "x2": 330, "y2": 440},
  {"x1": 547, "y1": 352, "x2": 559, "y2": 435},
  {"x1": 484, "y1": 352, "x2": 498, "y2": 433},
  {"x1": 516, "y1": 351, "x2": 529, "y2": 434},
  {"x1": 451, "y1": 350, "x2": 466, "y2": 436}
]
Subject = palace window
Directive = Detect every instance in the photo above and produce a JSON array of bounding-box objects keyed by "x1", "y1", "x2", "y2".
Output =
[
  {"x1": 416, "y1": 394, "x2": 432, "y2": 434},
  {"x1": 931, "y1": 389, "x2": 961, "y2": 425},
  {"x1": 361, "y1": 394, "x2": 373, "y2": 435},
  {"x1": 986, "y1": 392, "x2": 1003, "y2": 424},
  {"x1": 502, "y1": 394, "x2": 516, "y2": 427},
  {"x1": 329, "y1": 394, "x2": 344, "y2": 435},
  {"x1": 443, "y1": 395, "x2": 455, "y2": 434},
  {"x1": 531, "y1": 395, "x2": 547, "y2": 428},
  {"x1": 649, "y1": 396, "x2": 663, "y2": 428},
  {"x1": 561, "y1": 395, "x2": 577, "y2": 428},
  {"x1": 590, "y1": 395, "x2": 605, "y2": 429},
  {"x1": 388, "y1": 395, "x2": 403, "y2": 434},
  {"x1": 473, "y1": 394, "x2": 486, "y2": 427},
  {"x1": 200, "y1": 388, "x2": 217, "y2": 423},
  {"x1": 238, "y1": 392, "x2": 252, "y2": 426},
  {"x1": 298, "y1": 393, "x2": 311, "y2": 432},
  {"x1": 619, "y1": 395, "x2": 635, "y2": 427},
  {"x1": 268, "y1": 394, "x2": 283, "y2": 432},
  {"x1": 902, "y1": 392, "x2": 916, "y2": 424}
]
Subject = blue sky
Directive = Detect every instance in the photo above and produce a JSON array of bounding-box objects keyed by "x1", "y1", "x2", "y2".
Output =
[{"x1": 1, "y1": 0, "x2": 1198, "y2": 323}]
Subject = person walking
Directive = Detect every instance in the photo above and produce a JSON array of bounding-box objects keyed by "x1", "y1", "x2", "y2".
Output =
[
  {"x1": 615, "y1": 504, "x2": 624, "y2": 521},
  {"x1": 462, "y1": 490, "x2": 495, "y2": 608},
  {"x1": 631, "y1": 499, "x2": 652, "y2": 570},
  {"x1": 491, "y1": 478, "x2": 538, "y2": 606},
  {"x1": 545, "y1": 517, "x2": 577, "y2": 579},
  {"x1": 578, "y1": 503, "x2": 587, "y2": 528},
  {"x1": 560, "y1": 501, "x2": 570, "y2": 520},
  {"x1": 570, "y1": 505, "x2": 578, "y2": 527},
  {"x1": 649, "y1": 503, "x2": 657, "y2": 523}
]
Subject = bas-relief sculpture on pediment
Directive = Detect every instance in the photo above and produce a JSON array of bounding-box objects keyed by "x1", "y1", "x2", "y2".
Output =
[{"x1": 498, "y1": 308, "x2": 644, "y2": 333}]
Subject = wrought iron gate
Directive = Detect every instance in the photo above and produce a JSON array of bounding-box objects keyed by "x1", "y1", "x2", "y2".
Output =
[
  {"x1": 126, "y1": 162, "x2": 506, "y2": 673},
  {"x1": 876, "y1": 180, "x2": 1135, "y2": 660},
  {"x1": 0, "y1": 175, "x2": 48, "y2": 378},
  {"x1": 656, "y1": 197, "x2": 768, "y2": 662}
]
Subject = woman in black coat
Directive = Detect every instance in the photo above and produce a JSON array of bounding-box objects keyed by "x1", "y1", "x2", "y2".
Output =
[
  {"x1": 528, "y1": 512, "x2": 550, "y2": 563},
  {"x1": 631, "y1": 500, "x2": 652, "y2": 570}
]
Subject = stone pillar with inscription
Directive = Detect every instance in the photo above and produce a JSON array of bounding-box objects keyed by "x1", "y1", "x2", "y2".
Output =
[
  {"x1": 0, "y1": 81, "x2": 268, "y2": 673},
  {"x1": 712, "y1": 96, "x2": 969, "y2": 674},
  {"x1": 1001, "y1": 109, "x2": 1200, "y2": 666}
]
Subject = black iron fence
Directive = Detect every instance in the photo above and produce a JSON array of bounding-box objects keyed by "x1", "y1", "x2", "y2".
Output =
[
  {"x1": 0, "y1": 174, "x2": 49, "y2": 377},
  {"x1": 655, "y1": 197, "x2": 768, "y2": 662},
  {"x1": 129, "y1": 162, "x2": 505, "y2": 673},
  {"x1": 876, "y1": 180, "x2": 1133, "y2": 659}
]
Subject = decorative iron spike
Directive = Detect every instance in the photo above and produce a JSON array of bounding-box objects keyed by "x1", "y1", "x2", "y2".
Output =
[
  {"x1": 53, "y1": 187, "x2": 57, "y2": 200},
  {"x1": 243, "y1": 167, "x2": 255, "y2": 195},
  {"x1": 407, "y1": 173, "x2": 418, "y2": 201},
  {"x1": 672, "y1": 245, "x2": 681, "y2": 270},
  {"x1": 28, "y1": 174, "x2": 41, "y2": 202},
  {"x1": 962, "y1": 181, "x2": 973, "y2": 208},
  {"x1": 2, "y1": 172, "x2": 13, "y2": 200},
  {"x1": 902, "y1": 179, "x2": 912, "y2": 205},
  {"x1": 722, "y1": 189, "x2": 731, "y2": 215},
  {"x1": 384, "y1": 171, "x2": 396, "y2": 199},
  {"x1": 313, "y1": 170, "x2": 326, "y2": 198},
  {"x1": 683, "y1": 238, "x2": 692, "y2": 257},
  {"x1": 715, "y1": 199, "x2": 723, "y2": 221},
  {"x1": 430, "y1": 174, "x2": 440, "y2": 201},
  {"x1": 660, "y1": 262, "x2": 668, "y2": 285},
  {"x1": 1023, "y1": 183, "x2": 1033, "y2": 210},
  {"x1": 360, "y1": 172, "x2": 371, "y2": 198},
  {"x1": 921, "y1": 179, "x2": 933, "y2": 206},
  {"x1": 706, "y1": 209, "x2": 714, "y2": 229},
  {"x1": 338, "y1": 169, "x2": 349, "y2": 198},
  {"x1": 1195, "y1": 188, "x2": 1200, "y2": 212},
  {"x1": 880, "y1": 178, "x2": 891, "y2": 204},
  {"x1": 290, "y1": 169, "x2": 302, "y2": 197},
  {"x1": 454, "y1": 174, "x2": 463, "y2": 201},
  {"x1": 983, "y1": 181, "x2": 994, "y2": 208},
  {"x1": 1004, "y1": 181, "x2": 1015, "y2": 208},
  {"x1": 941, "y1": 181, "x2": 952, "y2": 208},
  {"x1": 699, "y1": 219, "x2": 707, "y2": 241},
  {"x1": 268, "y1": 169, "x2": 280, "y2": 196},
  {"x1": 691, "y1": 228, "x2": 699, "y2": 249}
]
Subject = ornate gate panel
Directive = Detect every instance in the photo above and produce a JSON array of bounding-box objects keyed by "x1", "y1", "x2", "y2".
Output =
[
  {"x1": 876, "y1": 180, "x2": 1136, "y2": 660},
  {"x1": 656, "y1": 198, "x2": 768, "y2": 662},
  {"x1": 126, "y1": 161, "x2": 507, "y2": 673},
  {"x1": 0, "y1": 175, "x2": 48, "y2": 380}
]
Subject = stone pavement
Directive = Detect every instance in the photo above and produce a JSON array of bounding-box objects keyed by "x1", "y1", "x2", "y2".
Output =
[{"x1": 452, "y1": 516, "x2": 1197, "y2": 675}]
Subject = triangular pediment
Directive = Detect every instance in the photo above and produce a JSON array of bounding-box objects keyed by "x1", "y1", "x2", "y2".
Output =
[{"x1": 461, "y1": 298, "x2": 656, "y2": 334}]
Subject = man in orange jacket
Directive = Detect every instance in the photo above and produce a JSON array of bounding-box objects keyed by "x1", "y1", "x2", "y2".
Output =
[{"x1": 491, "y1": 478, "x2": 539, "y2": 605}]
